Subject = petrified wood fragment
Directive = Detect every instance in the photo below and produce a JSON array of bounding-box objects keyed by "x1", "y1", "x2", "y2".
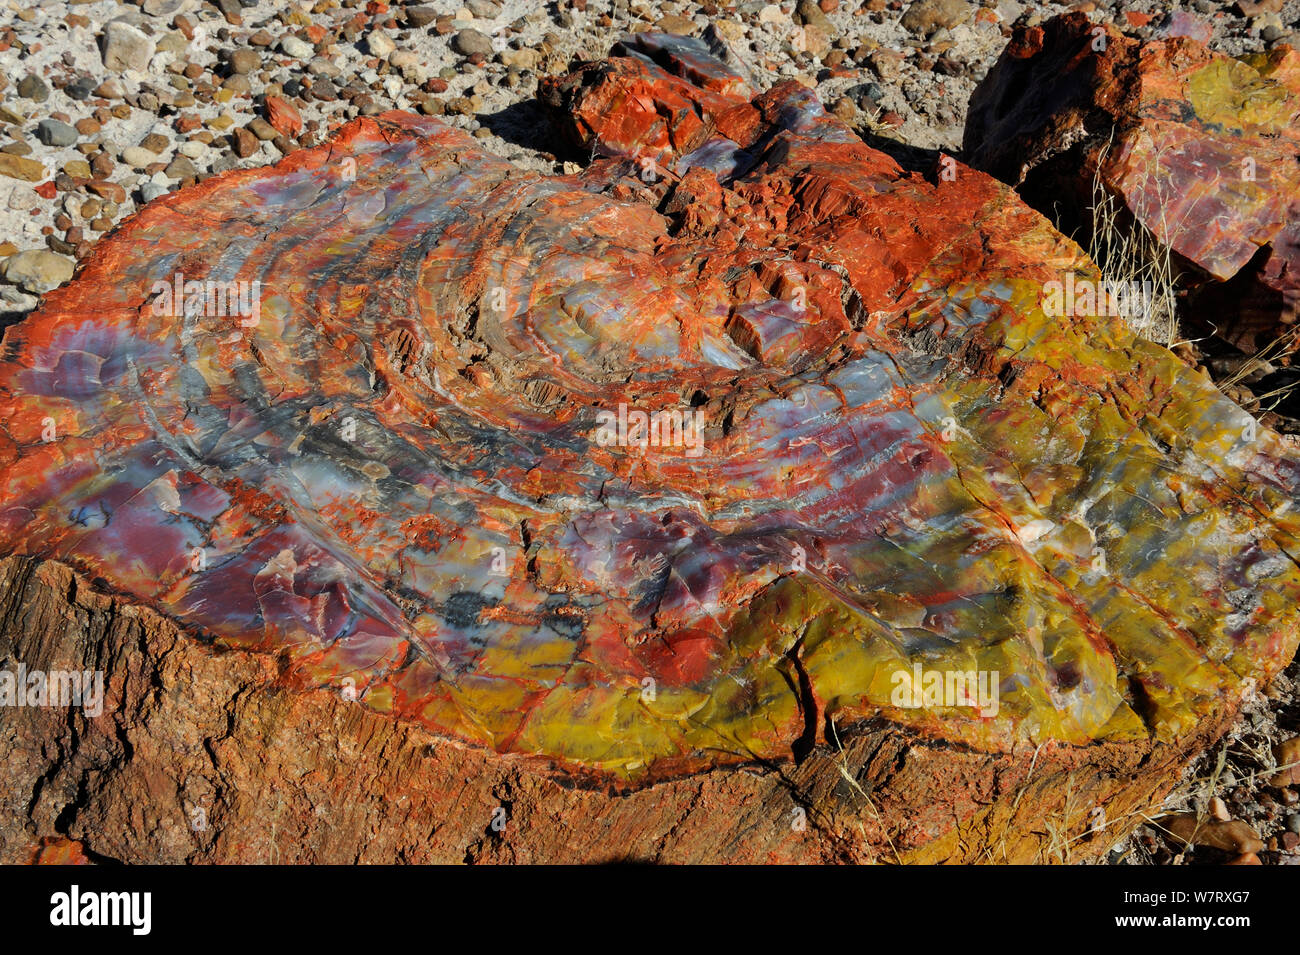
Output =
[
  {"x1": 2, "y1": 35, "x2": 1298, "y2": 862},
  {"x1": 964, "y1": 13, "x2": 1300, "y2": 352}
]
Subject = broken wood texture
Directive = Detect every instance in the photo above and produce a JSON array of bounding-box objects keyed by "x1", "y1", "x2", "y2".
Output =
[
  {"x1": 2, "y1": 34, "x2": 1299, "y2": 862},
  {"x1": 964, "y1": 13, "x2": 1300, "y2": 353}
]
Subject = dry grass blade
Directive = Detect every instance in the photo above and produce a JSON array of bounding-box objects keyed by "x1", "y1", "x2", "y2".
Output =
[{"x1": 1085, "y1": 139, "x2": 1181, "y2": 346}]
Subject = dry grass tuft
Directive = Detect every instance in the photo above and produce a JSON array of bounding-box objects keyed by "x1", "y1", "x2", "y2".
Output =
[{"x1": 1085, "y1": 141, "x2": 1181, "y2": 346}]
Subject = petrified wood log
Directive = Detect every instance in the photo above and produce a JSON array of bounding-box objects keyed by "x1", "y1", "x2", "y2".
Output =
[
  {"x1": 2, "y1": 35, "x2": 1298, "y2": 863},
  {"x1": 964, "y1": 13, "x2": 1300, "y2": 353}
]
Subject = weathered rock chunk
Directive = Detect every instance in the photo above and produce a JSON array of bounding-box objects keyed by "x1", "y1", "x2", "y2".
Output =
[
  {"x1": 100, "y1": 20, "x2": 156, "y2": 73},
  {"x1": 964, "y1": 13, "x2": 1300, "y2": 352},
  {"x1": 900, "y1": 0, "x2": 973, "y2": 37},
  {"x1": 1, "y1": 249, "x2": 75, "y2": 294}
]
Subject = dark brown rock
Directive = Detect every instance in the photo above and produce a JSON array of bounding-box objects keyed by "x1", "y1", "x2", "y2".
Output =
[{"x1": 230, "y1": 126, "x2": 258, "y2": 158}]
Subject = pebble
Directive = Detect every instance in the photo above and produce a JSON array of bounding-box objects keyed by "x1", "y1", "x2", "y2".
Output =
[
  {"x1": 797, "y1": 24, "x2": 831, "y2": 57},
  {"x1": 142, "y1": 0, "x2": 197, "y2": 15},
  {"x1": 405, "y1": 5, "x2": 438, "y2": 27},
  {"x1": 65, "y1": 77, "x2": 97, "y2": 102},
  {"x1": 308, "y1": 79, "x2": 337, "y2": 101},
  {"x1": 101, "y1": 20, "x2": 156, "y2": 72},
  {"x1": 1, "y1": 249, "x2": 75, "y2": 294},
  {"x1": 0, "y1": 285, "x2": 39, "y2": 311},
  {"x1": 216, "y1": 0, "x2": 243, "y2": 27},
  {"x1": 7, "y1": 186, "x2": 38, "y2": 210},
  {"x1": 308, "y1": 59, "x2": 342, "y2": 79},
  {"x1": 1164, "y1": 813, "x2": 1265, "y2": 855},
  {"x1": 499, "y1": 47, "x2": 540, "y2": 69},
  {"x1": 1225, "y1": 851, "x2": 1262, "y2": 865},
  {"x1": 368, "y1": 31, "x2": 396, "y2": 58},
  {"x1": 16, "y1": 74, "x2": 49, "y2": 102},
  {"x1": 121, "y1": 146, "x2": 156, "y2": 168},
  {"x1": 1273, "y1": 736, "x2": 1300, "y2": 788},
  {"x1": 901, "y1": 0, "x2": 974, "y2": 36},
  {"x1": 1209, "y1": 795, "x2": 1230, "y2": 822},
  {"x1": 86, "y1": 181, "x2": 126, "y2": 203},
  {"x1": 140, "y1": 132, "x2": 170, "y2": 154},
  {"x1": 226, "y1": 48, "x2": 260, "y2": 75},
  {"x1": 445, "y1": 96, "x2": 478, "y2": 116},
  {"x1": 0, "y1": 153, "x2": 46, "y2": 182},
  {"x1": 35, "y1": 120, "x2": 78, "y2": 148},
  {"x1": 164, "y1": 155, "x2": 197, "y2": 180},
  {"x1": 223, "y1": 74, "x2": 252, "y2": 96},
  {"x1": 657, "y1": 14, "x2": 697, "y2": 33},
  {"x1": 264, "y1": 96, "x2": 303, "y2": 137},
  {"x1": 246, "y1": 118, "x2": 277, "y2": 141},
  {"x1": 390, "y1": 49, "x2": 422, "y2": 71},
  {"x1": 453, "y1": 29, "x2": 495, "y2": 56},
  {"x1": 231, "y1": 126, "x2": 259, "y2": 158},
  {"x1": 279, "y1": 35, "x2": 314, "y2": 59},
  {"x1": 795, "y1": 0, "x2": 832, "y2": 30},
  {"x1": 466, "y1": 0, "x2": 503, "y2": 17},
  {"x1": 853, "y1": 81, "x2": 886, "y2": 105}
]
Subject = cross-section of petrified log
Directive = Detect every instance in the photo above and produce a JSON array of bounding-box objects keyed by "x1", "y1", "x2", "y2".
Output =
[
  {"x1": 2, "y1": 35, "x2": 1299, "y2": 863},
  {"x1": 963, "y1": 13, "x2": 1300, "y2": 353}
]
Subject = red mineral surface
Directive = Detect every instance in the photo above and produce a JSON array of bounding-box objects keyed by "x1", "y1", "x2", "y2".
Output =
[{"x1": 265, "y1": 94, "x2": 304, "y2": 138}]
